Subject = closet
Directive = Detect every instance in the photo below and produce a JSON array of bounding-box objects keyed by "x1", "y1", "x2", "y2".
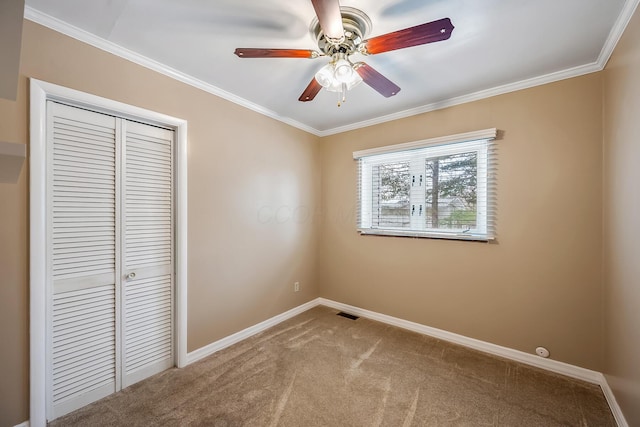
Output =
[{"x1": 46, "y1": 101, "x2": 175, "y2": 419}]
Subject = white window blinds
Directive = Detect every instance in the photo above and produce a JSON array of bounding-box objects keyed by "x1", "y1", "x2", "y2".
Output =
[{"x1": 354, "y1": 129, "x2": 497, "y2": 241}]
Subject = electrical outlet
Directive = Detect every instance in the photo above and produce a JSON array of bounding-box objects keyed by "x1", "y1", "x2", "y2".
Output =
[{"x1": 294, "y1": 282, "x2": 300, "y2": 292}]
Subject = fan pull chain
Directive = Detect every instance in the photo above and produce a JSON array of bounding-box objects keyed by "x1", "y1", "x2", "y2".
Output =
[{"x1": 338, "y1": 83, "x2": 347, "y2": 107}]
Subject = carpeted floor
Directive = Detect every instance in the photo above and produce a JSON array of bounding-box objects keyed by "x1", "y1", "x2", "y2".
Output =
[{"x1": 50, "y1": 305, "x2": 616, "y2": 426}]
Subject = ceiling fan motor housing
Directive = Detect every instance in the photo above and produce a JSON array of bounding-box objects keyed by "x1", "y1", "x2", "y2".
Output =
[{"x1": 311, "y1": 7, "x2": 372, "y2": 57}]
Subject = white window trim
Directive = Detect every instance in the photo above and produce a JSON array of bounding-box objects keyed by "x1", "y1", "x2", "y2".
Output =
[
  {"x1": 29, "y1": 78, "x2": 188, "y2": 426},
  {"x1": 354, "y1": 128, "x2": 497, "y2": 242},
  {"x1": 352, "y1": 128, "x2": 497, "y2": 159}
]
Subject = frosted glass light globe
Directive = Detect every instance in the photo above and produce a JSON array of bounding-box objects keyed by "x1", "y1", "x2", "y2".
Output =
[
  {"x1": 334, "y1": 59, "x2": 354, "y2": 83},
  {"x1": 315, "y1": 63, "x2": 335, "y2": 88}
]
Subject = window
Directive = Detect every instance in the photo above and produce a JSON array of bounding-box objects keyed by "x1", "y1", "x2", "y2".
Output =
[{"x1": 354, "y1": 129, "x2": 497, "y2": 241}]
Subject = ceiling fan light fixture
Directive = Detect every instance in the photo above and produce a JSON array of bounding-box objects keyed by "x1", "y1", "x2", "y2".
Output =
[
  {"x1": 314, "y1": 54, "x2": 363, "y2": 97},
  {"x1": 314, "y1": 64, "x2": 362, "y2": 93},
  {"x1": 334, "y1": 58, "x2": 354, "y2": 83},
  {"x1": 314, "y1": 63, "x2": 335, "y2": 88},
  {"x1": 343, "y1": 69, "x2": 363, "y2": 90}
]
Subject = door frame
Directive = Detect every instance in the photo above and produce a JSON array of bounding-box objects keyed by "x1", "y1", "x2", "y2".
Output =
[{"x1": 29, "y1": 78, "x2": 188, "y2": 426}]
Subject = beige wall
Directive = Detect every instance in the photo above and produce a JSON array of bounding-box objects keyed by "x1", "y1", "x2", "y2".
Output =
[
  {"x1": 4, "y1": 10, "x2": 640, "y2": 426},
  {"x1": 603, "y1": 6, "x2": 640, "y2": 426},
  {"x1": 0, "y1": 0, "x2": 23, "y2": 100},
  {"x1": 0, "y1": 79, "x2": 29, "y2": 426},
  {"x1": 0, "y1": 21, "x2": 321, "y2": 426},
  {"x1": 319, "y1": 74, "x2": 604, "y2": 371}
]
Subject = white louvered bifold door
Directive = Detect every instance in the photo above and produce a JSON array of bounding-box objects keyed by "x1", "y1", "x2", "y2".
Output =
[
  {"x1": 48, "y1": 102, "x2": 119, "y2": 419},
  {"x1": 46, "y1": 102, "x2": 176, "y2": 420},
  {"x1": 121, "y1": 121, "x2": 174, "y2": 388}
]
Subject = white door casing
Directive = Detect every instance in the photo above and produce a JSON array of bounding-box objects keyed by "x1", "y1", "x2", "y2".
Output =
[{"x1": 30, "y1": 79, "x2": 188, "y2": 427}]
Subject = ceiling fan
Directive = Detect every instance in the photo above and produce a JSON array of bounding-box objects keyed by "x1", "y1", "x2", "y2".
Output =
[{"x1": 234, "y1": 0, "x2": 454, "y2": 106}]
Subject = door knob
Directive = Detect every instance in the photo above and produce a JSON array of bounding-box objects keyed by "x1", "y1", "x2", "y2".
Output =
[{"x1": 126, "y1": 272, "x2": 136, "y2": 280}]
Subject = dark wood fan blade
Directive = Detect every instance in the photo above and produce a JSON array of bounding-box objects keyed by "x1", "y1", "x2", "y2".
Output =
[
  {"x1": 355, "y1": 63, "x2": 401, "y2": 98},
  {"x1": 234, "y1": 48, "x2": 317, "y2": 58},
  {"x1": 362, "y1": 18, "x2": 454, "y2": 55},
  {"x1": 311, "y1": 0, "x2": 345, "y2": 41},
  {"x1": 299, "y1": 77, "x2": 323, "y2": 102}
]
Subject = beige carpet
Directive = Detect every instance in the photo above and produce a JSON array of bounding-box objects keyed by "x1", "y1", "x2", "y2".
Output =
[{"x1": 51, "y1": 305, "x2": 616, "y2": 426}]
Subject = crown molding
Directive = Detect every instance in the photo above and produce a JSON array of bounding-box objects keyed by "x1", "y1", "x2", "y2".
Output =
[
  {"x1": 25, "y1": 2, "x2": 639, "y2": 138},
  {"x1": 23, "y1": 6, "x2": 322, "y2": 136},
  {"x1": 318, "y1": 0, "x2": 640, "y2": 136},
  {"x1": 597, "y1": 0, "x2": 640, "y2": 69},
  {"x1": 317, "y1": 61, "x2": 602, "y2": 136}
]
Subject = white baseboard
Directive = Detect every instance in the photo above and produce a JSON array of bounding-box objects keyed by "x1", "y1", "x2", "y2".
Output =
[
  {"x1": 318, "y1": 298, "x2": 602, "y2": 383},
  {"x1": 600, "y1": 374, "x2": 630, "y2": 427},
  {"x1": 185, "y1": 298, "x2": 321, "y2": 364},
  {"x1": 318, "y1": 298, "x2": 628, "y2": 426},
  {"x1": 181, "y1": 296, "x2": 628, "y2": 426},
  {"x1": 17, "y1": 297, "x2": 627, "y2": 427}
]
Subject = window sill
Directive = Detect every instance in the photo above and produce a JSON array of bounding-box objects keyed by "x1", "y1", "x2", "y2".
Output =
[{"x1": 357, "y1": 228, "x2": 493, "y2": 242}]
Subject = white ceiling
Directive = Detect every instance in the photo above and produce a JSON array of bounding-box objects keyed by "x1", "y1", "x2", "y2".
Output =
[{"x1": 24, "y1": 0, "x2": 637, "y2": 135}]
